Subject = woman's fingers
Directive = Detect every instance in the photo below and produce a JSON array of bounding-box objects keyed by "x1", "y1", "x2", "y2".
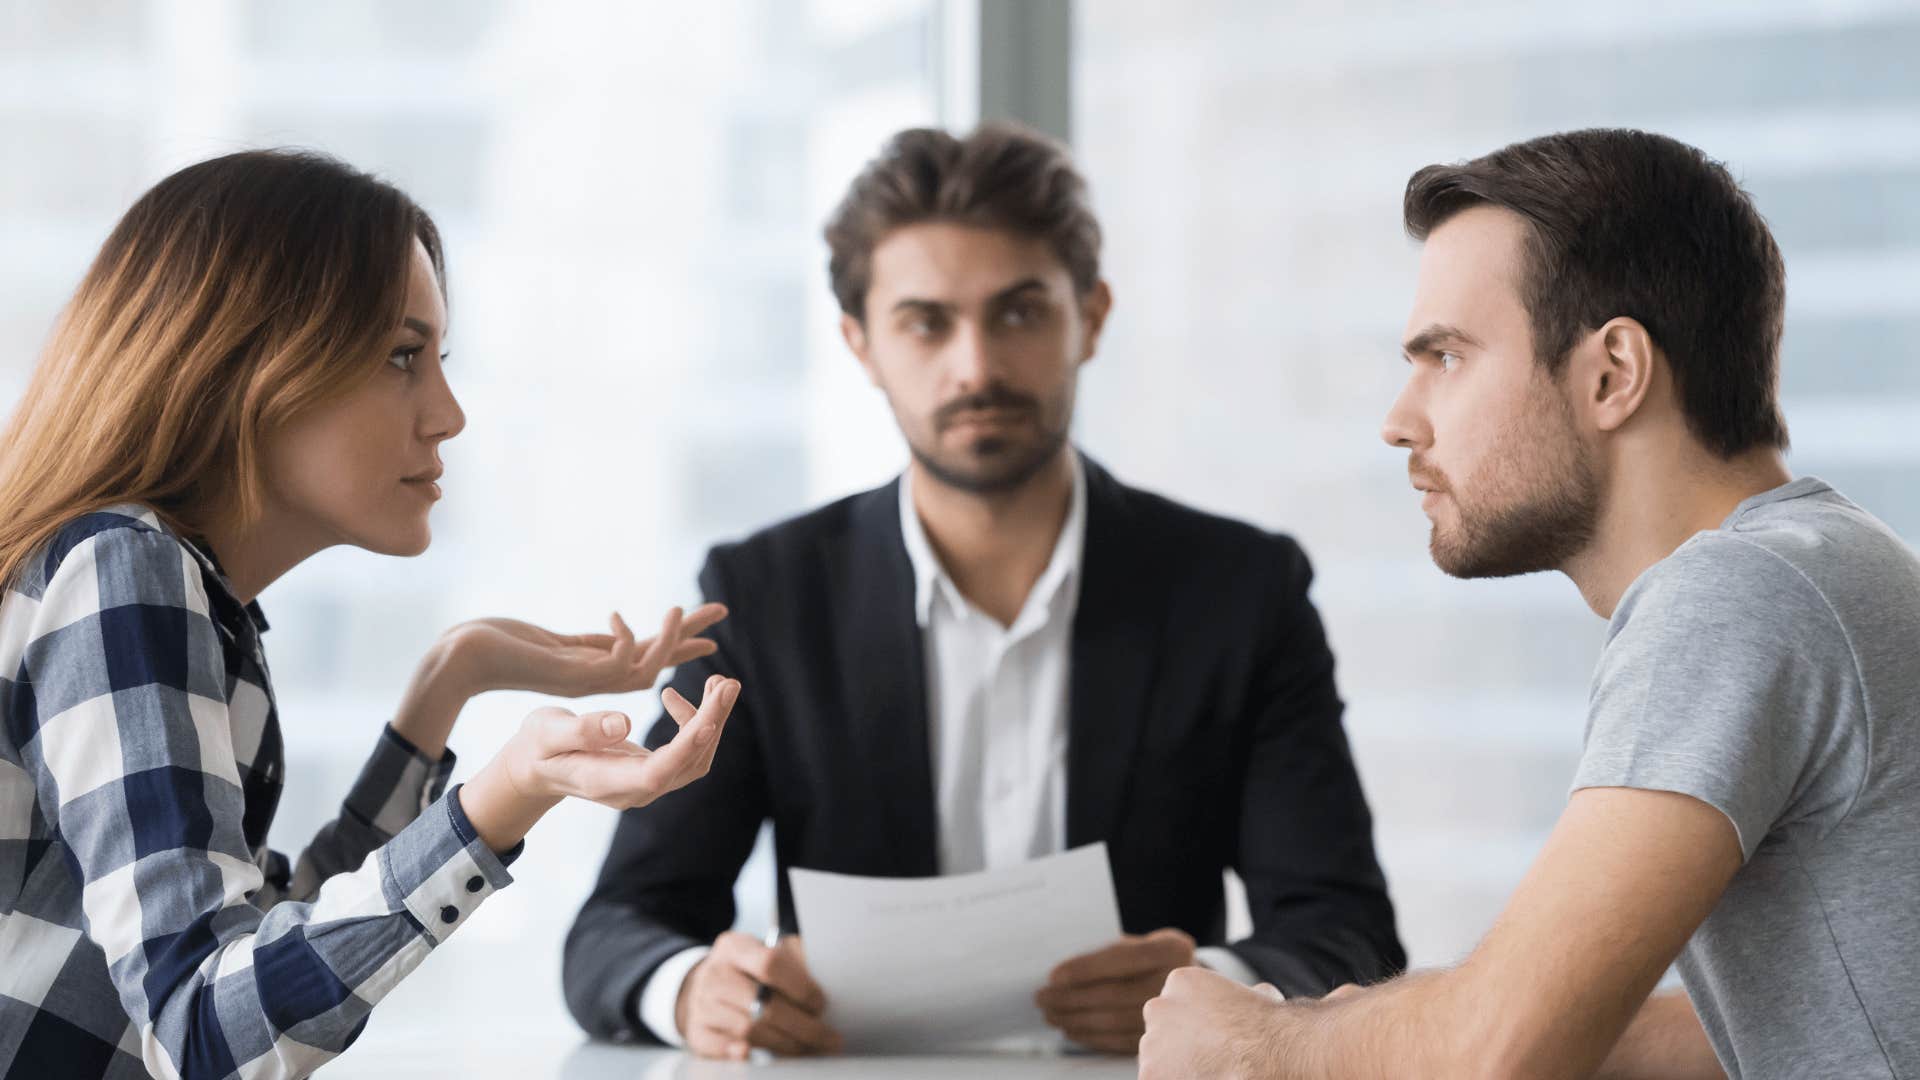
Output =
[
  {"x1": 654, "y1": 606, "x2": 684, "y2": 648},
  {"x1": 631, "y1": 607, "x2": 684, "y2": 679},
  {"x1": 588, "y1": 679, "x2": 736, "y2": 805},
  {"x1": 668, "y1": 639, "x2": 720, "y2": 665},
  {"x1": 607, "y1": 610, "x2": 640, "y2": 668},
  {"x1": 674, "y1": 679, "x2": 737, "y2": 783},
  {"x1": 663, "y1": 676, "x2": 721, "y2": 727},
  {"x1": 662, "y1": 687, "x2": 693, "y2": 726},
  {"x1": 533, "y1": 707, "x2": 631, "y2": 757},
  {"x1": 680, "y1": 602, "x2": 729, "y2": 637},
  {"x1": 534, "y1": 679, "x2": 737, "y2": 807}
]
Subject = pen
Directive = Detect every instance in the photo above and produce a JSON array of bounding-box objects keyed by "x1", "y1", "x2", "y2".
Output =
[
  {"x1": 744, "y1": 927, "x2": 780, "y2": 1062},
  {"x1": 749, "y1": 926, "x2": 779, "y2": 1023}
]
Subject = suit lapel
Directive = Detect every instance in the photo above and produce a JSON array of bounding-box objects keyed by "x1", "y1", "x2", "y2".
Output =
[
  {"x1": 826, "y1": 481, "x2": 940, "y2": 876},
  {"x1": 1067, "y1": 457, "x2": 1167, "y2": 848}
]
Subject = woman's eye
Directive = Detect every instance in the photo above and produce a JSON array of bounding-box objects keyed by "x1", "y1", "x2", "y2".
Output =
[{"x1": 388, "y1": 347, "x2": 420, "y2": 373}]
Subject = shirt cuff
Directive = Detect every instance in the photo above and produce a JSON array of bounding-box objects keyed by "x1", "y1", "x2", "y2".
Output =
[
  {"x1": 1196, "y1": 946, "x2": 1270, "y2": 993},
  {"x1": 637, "y1": 944, "x2": 711, "y2": 1047},
  {"x1": 443, "y1": 782, "x2": 524, "y2": 867},
  {"x1": 344, "y1": 725, "x2": 458, "y2": 838},
  {"x1": 380, "y1": 785, "x2": 516, "y2": 945}
]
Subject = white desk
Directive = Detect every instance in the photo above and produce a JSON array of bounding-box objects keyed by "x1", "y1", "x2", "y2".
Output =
[
  {"x1": 559, "y1": 1045, "x2": 1140, "y2": 1079},
  {"x1": 334, "y1": 924, "x2": 1140, "y2": 1078},
  {"x1": 341, "y1": 1040, "x2": 1138, "y2": 1079}
]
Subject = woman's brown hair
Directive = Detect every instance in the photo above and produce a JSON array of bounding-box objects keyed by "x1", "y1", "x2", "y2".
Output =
[{"x1": 0, "y1": 149, "x2": 443, "y2": 588}]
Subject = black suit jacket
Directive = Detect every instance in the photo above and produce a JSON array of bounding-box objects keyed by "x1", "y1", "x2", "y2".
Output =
[{"x1": 563, "y1": 457, "x2": 1403, "y2": 1041}]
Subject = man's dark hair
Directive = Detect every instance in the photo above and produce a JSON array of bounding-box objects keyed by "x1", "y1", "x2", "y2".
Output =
[
  {"x1": 1404, "y1": 128, "x2": 1789, "y2": 458},
  {"x1": 823, "y1": 122, "x2": 1102, "y2": 321}
]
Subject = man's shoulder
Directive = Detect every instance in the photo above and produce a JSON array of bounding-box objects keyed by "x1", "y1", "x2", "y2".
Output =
[
  {"x1": 1722, "y1": 483, "x2": 1920, "y2": 607},
  {"x1": 1621, "y1": 530, "x2": 1825, "y2": 628},
  {"x1": 699, "y1": 480, "x2": 898, "y2": 579},
  {"x1": 1626, "y1": 484, "x2": 1919, "y2": 635},
  {"x1": 1090, "y1": 463, "x2": 1311, "y2": 576}
]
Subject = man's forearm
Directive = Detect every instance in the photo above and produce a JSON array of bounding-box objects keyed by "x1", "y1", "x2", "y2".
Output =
[
  {"x1": 1596, "y1": 991, "x2": 1722, "y2": 1080},
  {"x1": 1290, "y1": 969, "x2": 1690, "y2": 1078},
  {"x1": 1143, "y1": 964, "x2": 1514, "y2": 1077},
  {"x1": 1261, "y1": 970, "x2": 1472, "y2": 1077}
]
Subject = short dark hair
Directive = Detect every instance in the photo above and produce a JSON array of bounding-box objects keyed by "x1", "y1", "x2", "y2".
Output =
[
  {"x1": 1404, "y1": 128, "x2": 1789, "y2": 458},
  {"x1": 823, "y1": 122, "x2": 1102, "y2": 321}
]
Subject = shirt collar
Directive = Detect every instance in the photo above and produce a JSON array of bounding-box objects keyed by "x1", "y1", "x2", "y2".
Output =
[
  {"x1": 100, "y1": 502, "x2": 268, "y2": 634},
  {"x1": 177, "y1": 529, "x2": 271, "y2": 634},
  {"x1": 897, "y1": 451, "x2": 1088, "y2": 632}
]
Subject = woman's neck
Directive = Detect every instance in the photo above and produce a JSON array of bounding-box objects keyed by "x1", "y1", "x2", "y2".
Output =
[{"x1": 193, "y1": 499, "x2": 331, "y2": 605}]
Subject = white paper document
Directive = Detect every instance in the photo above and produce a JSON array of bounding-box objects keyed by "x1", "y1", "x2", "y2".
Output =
[{"x1": 788, "y1": 843, "x2": 1124, "y2": 1053}]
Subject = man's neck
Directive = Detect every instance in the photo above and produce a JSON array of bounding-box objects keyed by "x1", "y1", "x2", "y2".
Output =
[
  {"x1": 910, "y1": 448, "x2": 1077, "y2": 628},
  {"x1": 1563, "y1": 445, "x2": 1793, "y2": 619}
]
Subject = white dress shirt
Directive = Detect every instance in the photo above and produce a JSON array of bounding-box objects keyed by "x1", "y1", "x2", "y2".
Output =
[
  {"x1": 906, "y1": 455, "x2": 1084, "y2": 876},
  {"x1": 637, "y1": 457, "x2": 1255, "y2": 1046}
]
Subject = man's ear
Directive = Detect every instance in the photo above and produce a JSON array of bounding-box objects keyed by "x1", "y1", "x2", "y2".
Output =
[
  {"x1": 1078, "y1": 280, "x2": 1114, "y2": 366},
  {"x1": 841, "y1": 312, "x2": 881, "y2": 388},
  {"x1": 1575, "y1": 316, "x2": 1658, "y2": 435}
]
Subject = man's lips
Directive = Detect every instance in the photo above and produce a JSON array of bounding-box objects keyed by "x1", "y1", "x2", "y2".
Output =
[
  {"x1": 1409, "y1": 469, "x2": 1447, "y2": 512},
  {"x1": 942, "y1": 408, "x2": 1029, "y2": 431}
]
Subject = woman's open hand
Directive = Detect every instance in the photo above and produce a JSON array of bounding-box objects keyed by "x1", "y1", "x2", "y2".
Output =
[
  {"x1": 459, "y1": 674, "x2": 742, "y2": 851},
  {"x1": 446, "y1": 603, "x2": 728, "y2": 698},
  {"x1": 392, "y1": 604, "x2": 727, "y2": 759}
]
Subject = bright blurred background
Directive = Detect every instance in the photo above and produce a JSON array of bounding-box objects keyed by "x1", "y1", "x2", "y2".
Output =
[{"x1": 4, "y1": 0, "x2": 1918, "y2": 1070}]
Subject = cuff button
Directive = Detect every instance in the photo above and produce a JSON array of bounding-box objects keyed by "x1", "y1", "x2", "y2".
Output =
[
  {"x1": 440, "y1": 905, "x2": 459, "y2": 925},
  {"x1": 466, "y1": 876, "x2": 485, "y2": 893}
]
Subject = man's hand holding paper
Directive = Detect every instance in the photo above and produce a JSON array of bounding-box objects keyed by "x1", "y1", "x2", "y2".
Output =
[
  {"x1": 1035, "y1": 927, "x2": 1197, "y2": 1053},
  {"x1": 790, "y1": 844, "x2": 1126, "y2": 1053}
]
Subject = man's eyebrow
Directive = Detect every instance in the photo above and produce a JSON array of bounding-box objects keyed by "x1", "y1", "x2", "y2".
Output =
[
  {"x1": 887, "y1": 279, "x2": 1049, "y2": 316},
  {"x1": 985, "y1": 278, "x2": 1048, "y2": 306},
  {"x1": 1402, "y1": 323, "x2": 1483, "y2": 357},
  {"x1": 889, "y1": 297, "x2": 952, "y2": 315}
]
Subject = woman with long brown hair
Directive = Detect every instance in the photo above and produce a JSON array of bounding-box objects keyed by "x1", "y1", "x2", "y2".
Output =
[{"x1": 0, "y1": 149, "x2": 739, "y2": 1078}]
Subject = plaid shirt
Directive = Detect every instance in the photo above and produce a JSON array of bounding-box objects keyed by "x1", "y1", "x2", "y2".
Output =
[{"x1": 0, "y1": 506, "x2": 518, "y2": 1079}]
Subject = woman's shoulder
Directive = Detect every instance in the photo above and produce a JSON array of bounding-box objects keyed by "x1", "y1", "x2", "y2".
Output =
[{"x1": 14, "y1": 502, "x2": 195, "y2": 602}]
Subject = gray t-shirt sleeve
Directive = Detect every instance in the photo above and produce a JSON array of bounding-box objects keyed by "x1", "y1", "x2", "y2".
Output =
[{"x1": 1571, "y1": 535, "x2": 1868, "y2": 860}]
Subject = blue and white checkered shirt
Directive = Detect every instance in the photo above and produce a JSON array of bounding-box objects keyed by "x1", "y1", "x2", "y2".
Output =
[{"x1": 0, "y1": 505, "x2": 518, "y2": 1079}]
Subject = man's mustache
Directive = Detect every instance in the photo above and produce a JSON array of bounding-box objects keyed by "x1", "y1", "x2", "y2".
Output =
[
  {"x1": 1408, "y1": 457, "x2": 1450, "y2": 493},
  {"x1": 934, "y1": 386, "x2": 1039, "y2": 430}
]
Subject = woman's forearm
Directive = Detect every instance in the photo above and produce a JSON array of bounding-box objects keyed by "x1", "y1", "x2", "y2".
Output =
[
  {"x1": 459, "y1": 756, "x2": 560, "y2": 852},
  {"x1": 390, "y1": 634, "x2": 481, "y2": 758}
]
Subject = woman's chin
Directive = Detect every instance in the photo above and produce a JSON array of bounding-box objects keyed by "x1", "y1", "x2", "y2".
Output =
[{"x1": 355, "y1": 519, "x2": 433, "y2": 558}]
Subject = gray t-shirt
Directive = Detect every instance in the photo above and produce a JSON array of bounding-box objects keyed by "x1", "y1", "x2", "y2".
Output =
[{"x1": 1571, "y1": 477, "x2": 1919, "y2": 1079}]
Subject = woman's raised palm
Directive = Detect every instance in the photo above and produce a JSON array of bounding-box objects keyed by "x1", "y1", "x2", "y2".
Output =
[{"x1": 451, "y1": 603, "x2": 728, "y2": 698}]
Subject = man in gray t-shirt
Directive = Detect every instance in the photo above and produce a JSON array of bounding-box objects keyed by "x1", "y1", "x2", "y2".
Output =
[
  {"x1": 1575, "y1": 477, "x2": 1919, "y2": 1075},
  {"x1": 1141, "y1": 129, "x2": 1916, "y2": 1080}
]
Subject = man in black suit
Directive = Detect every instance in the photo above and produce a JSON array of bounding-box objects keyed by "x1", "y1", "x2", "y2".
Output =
[{"x1": 562, "y1": 123, "x2": 1402, "y2": 1060}]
